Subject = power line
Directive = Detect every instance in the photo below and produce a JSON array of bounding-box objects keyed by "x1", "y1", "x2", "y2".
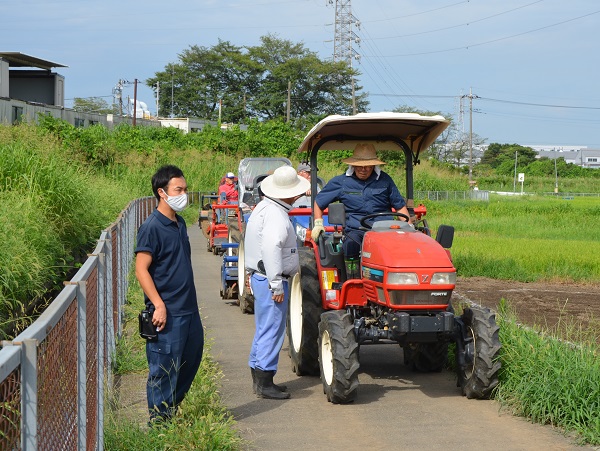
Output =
[
  {"x1": 367, "y1": 92, "x2": 600, "y2": 111},
  {"x1": 365, "y1": 9, "x2": 600, "y2": 57},
  {"x1": 478, "y1": 97, "x2": 600, "y2": 110},
  {"x1": 366, "y1": 0, "x2": 545, "y2": 41},
  {"x1": 369, "y1": 93, "x2": 458, "y2": 99},
  {"x1": 365, "y1": 0, "x2": 470, "y2": 23}
]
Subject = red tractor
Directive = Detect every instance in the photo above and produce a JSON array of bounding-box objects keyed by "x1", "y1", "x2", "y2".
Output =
[{"x1": 287, "y1": 113, "x2": 501, "y2": 404}]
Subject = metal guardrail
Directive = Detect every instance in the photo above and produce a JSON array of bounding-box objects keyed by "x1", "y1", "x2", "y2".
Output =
[{"x1": 0, "y1": 196, "x2": 157, "y2": 451}]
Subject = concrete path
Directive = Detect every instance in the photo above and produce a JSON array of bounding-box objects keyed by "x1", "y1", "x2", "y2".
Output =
[{"x1": 191, "y1": 224, "x2": 591, "y2": 451}]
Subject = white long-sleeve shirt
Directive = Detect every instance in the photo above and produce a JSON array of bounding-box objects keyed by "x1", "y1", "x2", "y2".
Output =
[{"x1": 244, "y1": 197, "x2": 300, "y2": 295}]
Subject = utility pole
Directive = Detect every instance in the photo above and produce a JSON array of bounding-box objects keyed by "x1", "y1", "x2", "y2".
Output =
[
  {"x1": 112, "y1": 79, "x2": 132, "y2": 116},
  {"x1": 286, "y1": 80, "x2": 291, "y2": 122},
  {"x1": 513, "y1": 151, "x2": 518, "y2": 193},
  {"x1": 155, "y1": 81, "x2": 160, "y2": 117},
  {"x1": 554, "y1": 156, "x2": 558, "y2": 193},
  {"x1": 133, "y1": 78, "x2": 138, "y2": 126},
  {"x1": 352, "y1": 78, "x2": 356, "y2": 115},
  {"x1": 469, "y1": 88, "x2": 473, "y2": 182},
  {"x1": 461, "y1": 88, "x2": 479, "y2": 183},
  {"x1": 171, "y1": 66, "x2": 174, "y2": 118}
]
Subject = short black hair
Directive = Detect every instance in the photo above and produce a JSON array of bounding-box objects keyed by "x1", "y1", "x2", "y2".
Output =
[{"x1": 151, "y1": 165, "x2": 184, "y2": 200}]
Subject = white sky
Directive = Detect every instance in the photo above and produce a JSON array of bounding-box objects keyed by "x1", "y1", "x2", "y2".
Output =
[{"x1": 2, "y1": 0, "x2": 599, "y2": 147}]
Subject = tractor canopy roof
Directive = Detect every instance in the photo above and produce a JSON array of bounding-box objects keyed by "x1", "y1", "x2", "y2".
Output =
[
  {"x1": 297, "y1": 112, "x2": 450, "y2": 163},
  {"x1": 236, "y1": 157, "x2": 292, "y2": 210}
]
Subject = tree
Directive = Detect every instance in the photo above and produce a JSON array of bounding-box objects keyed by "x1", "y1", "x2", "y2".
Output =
[
  {"x1": 481, "y1": 143, "x2": 537, "y2": 168},
  {"x1": 147, "y1": 41, "x2": 259, "y2": 122},
  {"x1": 147, "y1": 35, "x2": 367, "y2": 123},
  {"x1": 246, "y1": 35, "x2": 367, "y2": 119},
  {"x1": 73, "y1": 97, "x2": 114, "y2": 114}
]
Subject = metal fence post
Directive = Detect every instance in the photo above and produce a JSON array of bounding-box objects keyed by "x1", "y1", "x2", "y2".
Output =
[
  {"x1": 97, "y1": 244, "x2": 107, "y2": 451},
  {"x1": 21, "y1": 338, "x2": 38, "y2": 451},
  {"x1": 77, "y1": 281, "x2": 87, "y2": 451}
]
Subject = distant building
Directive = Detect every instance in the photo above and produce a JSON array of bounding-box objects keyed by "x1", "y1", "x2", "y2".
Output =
[
  {"x1": 536, "y1": 148, "x2": 600, "y2": 169},
  {"x1": 0, "y1": 52, "x2": 66, "y2": 106}
]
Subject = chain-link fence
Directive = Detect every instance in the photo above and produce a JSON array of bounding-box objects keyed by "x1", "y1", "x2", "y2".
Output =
[{"x1": 0, "y1": 196, "x2": 157, "y2": 451}]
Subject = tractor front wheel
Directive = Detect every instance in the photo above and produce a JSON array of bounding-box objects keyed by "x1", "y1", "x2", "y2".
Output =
[
  {"x1": 288, "y1": 248, "x2": 323, "y2": 376},
  {"x1": 456, "y1": 305, "x2": 501, "y2": 399},
  {"x1": 318, "y1": 310, "x2": 360, "y2": 404}
]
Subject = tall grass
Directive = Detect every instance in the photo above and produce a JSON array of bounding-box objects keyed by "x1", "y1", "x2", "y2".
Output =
[
  {"x1": 422, "y1": 196, "x2": 600, "y2": 283},
  {"x1": 0, "y1": 125, "x2": 132, "y2": 337},
  {"x1": 495, "y1": 301, "x2": 600, "y2": 445}
]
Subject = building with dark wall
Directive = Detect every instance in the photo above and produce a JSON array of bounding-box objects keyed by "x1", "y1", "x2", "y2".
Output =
[{"x1": 0, "y1": 52, "x2": 66, "y2": 106}]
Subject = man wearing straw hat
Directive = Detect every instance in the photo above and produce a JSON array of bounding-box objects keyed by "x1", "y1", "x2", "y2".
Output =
[
  {"x1": 245, "y1": 165, "x2": 310, "y2": 399},
  {"x1": 311, "y1": 143, "x2": 410, "y2": 262}
]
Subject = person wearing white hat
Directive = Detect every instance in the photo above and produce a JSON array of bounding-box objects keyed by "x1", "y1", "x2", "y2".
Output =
[
  {"x1": 218, "y1": 172, "x2": 238, "y2": 204},
  {"x1": 245, "y1": 165, "x2": 310, "y2": 399},
  {"x1": 311, "y1": 142, "x2": 410, "y2": 264}
]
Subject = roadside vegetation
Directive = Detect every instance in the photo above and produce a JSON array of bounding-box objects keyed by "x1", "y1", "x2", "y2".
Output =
[
  {"x1": 495, "y1": 301, "x2": 599, "y2": 445},
  {"x1": 1, "y1": 118, "x2": 599, "y2": 445}
]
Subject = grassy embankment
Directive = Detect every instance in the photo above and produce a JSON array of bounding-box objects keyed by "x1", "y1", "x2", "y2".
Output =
[{"x1": 1, "y1": 120, "x2": 598, "y2": 446}]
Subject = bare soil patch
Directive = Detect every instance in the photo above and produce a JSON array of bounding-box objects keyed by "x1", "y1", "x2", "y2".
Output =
[{"x1": 454, "y1": 277, "x2": 600, "y2": 342}]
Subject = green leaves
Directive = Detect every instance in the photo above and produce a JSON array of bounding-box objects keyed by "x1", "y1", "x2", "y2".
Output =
[{"x1": 147, "y1": 34, "x2": 367, "y2": 123}]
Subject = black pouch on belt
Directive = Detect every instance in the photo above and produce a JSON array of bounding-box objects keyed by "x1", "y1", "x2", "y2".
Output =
[{"x1": 139, "y1": 308, "x2": 158, "y2": 341}]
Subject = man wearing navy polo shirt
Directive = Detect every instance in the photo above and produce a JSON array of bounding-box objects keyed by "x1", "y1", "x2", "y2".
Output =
[{"x1": 135, "y1": 165, "x2": 204, "y2": 424}]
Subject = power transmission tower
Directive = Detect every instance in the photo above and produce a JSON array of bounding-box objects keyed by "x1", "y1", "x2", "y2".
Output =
[
  {"x1": 331, "y1": 0, "x2": 360, "y2": 65},
  {"x1": 330, "y1": 0, "x2": 360, "y2": 113}
]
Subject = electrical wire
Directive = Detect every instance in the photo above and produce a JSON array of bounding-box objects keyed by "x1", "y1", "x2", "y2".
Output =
[
  {"x1": 366, "y1": 0, "x2": 545, "y2": 41},
  {"x1": 478, "y1": 97, "x2": 600, "y2": 110},
  {"x1": 367, "y1": 9, "x2": 600, "y2": 57}
]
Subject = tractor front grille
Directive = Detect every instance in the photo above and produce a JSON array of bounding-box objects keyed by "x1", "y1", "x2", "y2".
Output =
[{"x1": 387, "y1": 289, "x2": 452, "y2": 306}]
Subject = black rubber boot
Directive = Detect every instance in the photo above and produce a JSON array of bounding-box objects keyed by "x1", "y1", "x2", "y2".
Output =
[
  {"x1": 255, "y1": 369, "x2": 290, "y2": 399},
  {"x1": 251, "y1": 367, "x2": 257, "y2": 394},
  {"x1": 251, "y1": 367, "x2": 287, "y2": 393}
]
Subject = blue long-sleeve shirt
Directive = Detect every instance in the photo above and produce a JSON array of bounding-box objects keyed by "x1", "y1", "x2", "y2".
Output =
[{"x1": 315, "y1": 168, "x2": 406, "y2": 231}]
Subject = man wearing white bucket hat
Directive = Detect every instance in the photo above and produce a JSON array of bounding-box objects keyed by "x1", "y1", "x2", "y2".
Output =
[{"x1": 245, "y1": 165, "x2": 310, "y2": 399}]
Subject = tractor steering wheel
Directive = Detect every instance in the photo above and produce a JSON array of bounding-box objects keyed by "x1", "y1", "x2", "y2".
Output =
[{"x1": 359, "y1": 211, "x2": 410, "y2": 230}]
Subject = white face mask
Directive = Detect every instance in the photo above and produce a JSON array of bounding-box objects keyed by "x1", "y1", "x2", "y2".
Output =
[{"x1": 161, "y1": 190, "x2": 188, "y2": 212}]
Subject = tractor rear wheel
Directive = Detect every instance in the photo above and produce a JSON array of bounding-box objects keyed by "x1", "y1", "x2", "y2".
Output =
[
  {"x1": 404, "y1": 341, "x2": 448, "y2": 372},
  {"x1": 237, "y1": 237, "x2": 254, "y2": 314},
  {"x1": 318, "y1": 310, "x2": 359, "y2": 404},
  {"x1": 456, "y1": 305, "x2": 501, "y2": 399},
  {"x1": 288, "y1": 248, "x2": 323, "y2": 376}
]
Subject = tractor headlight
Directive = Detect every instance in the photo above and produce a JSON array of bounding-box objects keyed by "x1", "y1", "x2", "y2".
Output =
[
  {"x1": 431, "y1": 272, "x2": 456, "y2": 285},
  {"x1": 387, "y1": 272, "x2": 418, "y2": 285},
  {"x1": 295, "y1": 224, "x2": 307, "y2": 242}
]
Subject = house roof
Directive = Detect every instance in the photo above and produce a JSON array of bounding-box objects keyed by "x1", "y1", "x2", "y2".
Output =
[{"x1": 0, "y1": 52, "x2": 67, "y2": 70}]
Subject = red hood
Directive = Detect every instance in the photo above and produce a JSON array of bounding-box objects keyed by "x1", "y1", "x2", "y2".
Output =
[{"x1": 362, "y1": 229, "x2": 454, "y2": 270}]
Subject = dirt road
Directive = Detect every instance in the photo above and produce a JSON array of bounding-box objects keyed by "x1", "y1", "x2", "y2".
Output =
[{"x1": 191, "y1": 226, "x2": 592, "y2": 451}]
